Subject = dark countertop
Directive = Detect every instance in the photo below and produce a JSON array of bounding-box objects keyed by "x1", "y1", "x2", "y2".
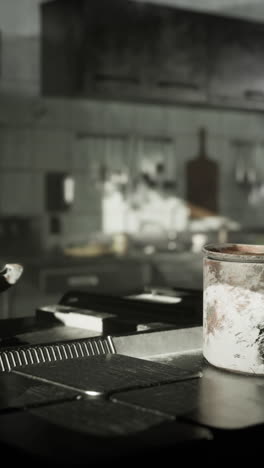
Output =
[{"x1": 0, "y1": 304, "x2": 263, "y2": 463}]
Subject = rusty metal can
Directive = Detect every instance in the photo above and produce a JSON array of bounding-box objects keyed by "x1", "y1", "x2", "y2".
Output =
[{"x1": 203, "y1": 243, "x2": 264, "y2": 375}]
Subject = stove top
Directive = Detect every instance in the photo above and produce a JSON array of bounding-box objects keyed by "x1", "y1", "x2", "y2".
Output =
[{"x1": 0, "y1": 287, "x2": 203, "y2": 372}]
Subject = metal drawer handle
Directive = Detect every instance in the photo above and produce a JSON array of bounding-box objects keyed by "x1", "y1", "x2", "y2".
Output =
[{"x1": 67, "y1": 275, "x2": 99, "y2": 287}]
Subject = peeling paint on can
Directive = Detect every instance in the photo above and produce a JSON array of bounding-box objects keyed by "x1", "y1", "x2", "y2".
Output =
[{"x1": 203, "y1": 243, "x2": 264, "y2": 375}]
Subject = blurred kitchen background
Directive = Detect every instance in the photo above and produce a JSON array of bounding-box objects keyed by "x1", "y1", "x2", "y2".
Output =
[{"x1": 1, "y1": 0, "x2": 264, "y2": 318}]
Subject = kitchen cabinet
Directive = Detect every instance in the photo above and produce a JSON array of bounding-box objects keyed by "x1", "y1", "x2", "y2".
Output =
[
  {"x1": 85, "y1": 4, "x2": 208, "y2": 103},
  {"x1": 41, "y1": 0, "x2": 264, "y2": 112},
  {"x1": 41, "y1": 0, "x2": 208, "y2": 104},
  {"x1": 37, "y1": 257, "x2": 151, "y2": 295},
  {"x1": 147, "y1": 9, "x2": 207, "y2": 102},
  {"x1": 208, "y1": 16, "x2": 264, "y2": 109}
]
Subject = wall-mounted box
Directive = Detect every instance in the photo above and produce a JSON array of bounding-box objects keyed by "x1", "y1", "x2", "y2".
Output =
[{"x1": 45, "y1": 172, "x2": 75, "y2": 212}]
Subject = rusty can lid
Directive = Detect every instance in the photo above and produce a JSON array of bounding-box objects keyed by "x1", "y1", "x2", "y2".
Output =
[{"x1": 203, "y1": 243, "x2": 264, "y2": 263}]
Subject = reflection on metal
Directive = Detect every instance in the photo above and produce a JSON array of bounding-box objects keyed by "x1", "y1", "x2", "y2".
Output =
[{"x1": 0, "y1": 336, "x2": 115, "y2": 373}]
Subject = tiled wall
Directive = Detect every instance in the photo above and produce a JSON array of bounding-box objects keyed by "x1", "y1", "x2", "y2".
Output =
[
  {"x1": 0, "y1": 93, "x2": 264, "y2": 251},
  {"x1": 0, "y1": 35, "x2": 40, "y2": 96},
  {"x1": 0, "y1": 0, "x2": 40, "y2": 96}
]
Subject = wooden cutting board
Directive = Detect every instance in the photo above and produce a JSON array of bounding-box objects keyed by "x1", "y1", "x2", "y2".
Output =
[{"x1": 186, "y1": 128, "x2": 219, "y2": 215}]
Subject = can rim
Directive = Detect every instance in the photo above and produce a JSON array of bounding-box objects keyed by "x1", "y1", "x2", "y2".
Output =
[{"x1": 203, "y1": 243, "x2": 264, "y2": 263}]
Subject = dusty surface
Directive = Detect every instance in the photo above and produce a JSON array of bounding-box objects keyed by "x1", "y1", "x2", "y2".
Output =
[{"x1": 203, "y1": 258, "x2": 264, "y2": 374}]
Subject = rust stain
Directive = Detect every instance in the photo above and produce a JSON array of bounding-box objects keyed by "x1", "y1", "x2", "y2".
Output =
[
  {"x1": 206, "y1": 259, "x2": 264, "y2": 293},
  {"x1": 208, "y1": 244, "x2": 264, "y2": 255},
  {"x1": 205, "y1": 259, "x2": 223, "y2": 284},
  {"x1": 235, "y1": 296, "x2": 251, "y2": 313},
  {"x1": 206, "y1": 302, "x2": 225, "y2": 335},
  {"x1": 207, "y1": 260, "x2": 222, "y2": 278}
]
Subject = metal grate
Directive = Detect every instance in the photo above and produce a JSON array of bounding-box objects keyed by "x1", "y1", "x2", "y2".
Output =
[{"x1": 0, "y1": 336, "x2": 115, "y2": 372}]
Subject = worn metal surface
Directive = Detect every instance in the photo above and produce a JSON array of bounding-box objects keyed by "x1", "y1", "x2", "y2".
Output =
[
  {"x1": 0, "y1": 335, "x2": 114, "y2": 373},
  {"x1": 0, "y1": 326, "x2": 203, "y2": 372},
  {"x1": 203, "y1": 243, "x2": 264, "y2": 374},
  {"x1": 139, "y1": 352, "x2": 264, "y2": 430},
  {"x1": 0, "y1": 372, "x2": 78, "y2": 412},
  {"x1": 13, "y1": 354, "x2": 200, "y2": 397}
]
